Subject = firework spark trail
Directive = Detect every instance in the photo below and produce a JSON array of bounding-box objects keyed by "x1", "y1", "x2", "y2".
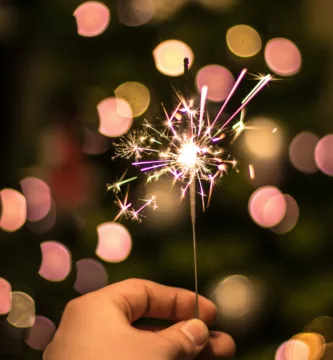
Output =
[
  {"x1": 113, "y1": 64, "x2": 272, "y2": 318},
  {"x1": 113, "y1": 191, "x2": 157, "y2": 222},
  {"x1": 107, "y1": 173, "x2": 156, "y2": 222},
  {"x1": 106, "y1": 176, "x2": 138, "y2": 192}
]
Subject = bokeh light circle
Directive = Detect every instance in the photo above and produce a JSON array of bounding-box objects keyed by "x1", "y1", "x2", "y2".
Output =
[
  {"x1": 314, "y1": 134, "x2": 333, "y2": 176},
  {"x1": 196, "y1": 0, "x2": 236, "y2": 11},
  {"x1": 226, "y1": 24, "x2": 262, "y2": 58},
  {"x1": 0, "y1": 188, "x2": 27, "y2": 232},
  {"x1": 74, "y1": 258, "x2": 108, "y2": 294},
  {"x1": 7, "y1": 291, "x2": 35, "y2": 328},
  {"x1": 39, "y1": 241, "x2": 72, "y2": 282},
  {"x1": 214, "y1": 275, "x2": 258, "y2": 319},
  {"x1": 20, "y1": 177, "x2": 52, "y2": 222},
  {"x1": 289, "y1": 131, "x2": 319, "y2": 174},
  {"x1": 275, "y1": 340, "x2": 311, "y2": 360},
  {"x1": 145, "y1": 181, "x2": 185, "y2": 227},
  {"x1": 73, "y1": 1, "x2": 110, "y2": 37},
  {"x1": 26, "y1": 200, "x2": 57, "y2": 234},
  {"x1": 305, "y1": 316, "x2": 333, "y2": 344},
  {"x1": 150, "y1": 0, "x2": 188, "y2": 23},
  {"x1": 196, "y1": 65, "x2": 235, "y2": 102},
  {"x1": 25, "y1": 316, "x2": 56, "y2": 351},
  {"x1": 117, "y1": 0, "x2": 154, "y2": 27},
  {"x1": 96, "y1": 222, "x2": 132, "y2": 263},
  {"x1": 153, "y1": 40, "x2": 194, "y2": 76},
  {"x1": 263, "y1": 193, "x2": 287, "y2": 228},
  {"x1": 244, "y1": 117, "x2": 283, "y2": 159},
  {"x1": 284, "y1": 339, "x2": 310, "y2": 360},
  {"x1": 82, "y1": 128, "x2": 111, "y2": 155},
  {"x1": 248, "y1": 186, "x2": 286, "y2": 228},
  {"x1": 114, "y1": 82, "x2": 150, "y2": 117},
  {"x1": 271, "y1": 195, "x2": 299, "y2": 234},
  {"x1": 97, "y1": 97, "x2": 133, "y2": 138},
  {"x1": 265, "y1": 38, "x2": 302, "y2": 76},
  {"x1": 0, "y1": 278, "x2": 11, "y2": 315},
  {"x1": 288, "y1": 333, "x2": 325, "y2": 360}
]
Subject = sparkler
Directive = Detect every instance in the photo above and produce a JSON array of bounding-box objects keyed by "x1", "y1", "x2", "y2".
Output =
[
  {"x1": 113, "y1": 61, "x2": 272, "y2": 318},
  {"x1": 107, "y1": 173, "x2": 157, "y2": 222}
]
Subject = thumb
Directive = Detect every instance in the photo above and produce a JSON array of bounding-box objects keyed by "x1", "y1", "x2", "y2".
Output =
[{"x1": 159, "y1": 319, "x2": 209, "y2": 359}]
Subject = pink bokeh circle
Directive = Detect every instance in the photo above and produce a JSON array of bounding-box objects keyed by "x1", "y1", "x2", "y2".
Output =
[
  {"x1": 196, "y1": 64, "x2": 235, "y2": 102},
  {"x1": 74, "y1": 258, "x2": 108, "y2": 294},
  {"x1": 74, "y1": 1, "x2": 110, "y2": 37},
  {"x1": 0, "y1": 188, "x2": 27, "y2": 232},
  {"x1": 315, "y1": 134, "x2": 333, "y2": 176},
  {"x1": 289, "y1": 131, "x2": 319, "y2": 174},
  {"x1": 25, "y1": 315, "x2": 56, "y2": 351},
  {"x1": 96, "y1": 222, "x2": 132, "y2": 263},
  {"x1": 271, "y1": 194, "x2": 299, "y2": 235},
  {"x1": 20, "y1": 177, "x2": 52, "y2": 222},
  {"x1": 248, "y1": 186, "x2": 286, "y2": 228},
  {"x1": 0, "y1": 277, "x2": 11, "y2": 315},
  {"x1": 97, "y1": 97, "x2": 133, "y2": 138},
  {"x1": 265, "y1": 38, "x2": 302, "y2": 76},
  {"x1": 39, "y1": 241, "x2": 72, "y2": 282}
]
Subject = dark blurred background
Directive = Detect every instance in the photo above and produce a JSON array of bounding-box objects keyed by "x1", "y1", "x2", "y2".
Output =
[{"x1": 1, "y1": 0, "x2": 333, "y2": 359}]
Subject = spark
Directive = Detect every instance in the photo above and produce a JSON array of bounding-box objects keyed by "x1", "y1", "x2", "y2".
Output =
[
  {"x1": 129, "y1": 195, "x2": 157, "y2": 223},
  {"x1": 113, "y1": 190, "x2": 132, "y2": 222},
  {"x1": 114, "y1": 68, "x2": 272, "y2": 209},
  {"x1": 249, "y1": 164, "x2": 255, "y2": 180},
  {"x1": 114, "y1": 191, "x2": 157, "y2": 223},
  {"x1": 249, "y1": 72, "x2": 281, "y2": 83},
  {"x1": 107, "y1": 176, "x2": 138, "y2": 193}
]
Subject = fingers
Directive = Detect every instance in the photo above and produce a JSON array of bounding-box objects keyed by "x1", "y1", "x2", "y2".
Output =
[
  {"x1": 198, "y1": 331, "x2": 236, "y2": 359},
  {"x1": 159, "y1": 319, "x2": 209, "y2": 359},
  {"x1": 100, "y1": 278, "x2": 217, "y2": 324},
  {"x1": 158, "y1": 322, "x2": 236, "y2": 360}
]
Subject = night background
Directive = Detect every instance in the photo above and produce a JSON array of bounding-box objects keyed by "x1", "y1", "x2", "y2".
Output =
[{"x1": 1, "y1": 0, "x2": 333, "y2": 359}]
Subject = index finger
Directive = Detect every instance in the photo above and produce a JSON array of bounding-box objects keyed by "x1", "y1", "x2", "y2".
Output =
[{"x1": 100, "y1": 278, "x2": 217, "y2": 325}]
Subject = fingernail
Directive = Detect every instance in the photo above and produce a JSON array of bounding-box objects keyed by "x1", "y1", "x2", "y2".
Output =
[{"x1": 181, "y1": 319, "x2": 209, "y2": 346}]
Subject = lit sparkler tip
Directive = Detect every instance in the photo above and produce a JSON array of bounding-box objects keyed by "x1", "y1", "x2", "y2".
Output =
[{"x1": 113, "y1": 67, "x2": 271, "y2": 212}]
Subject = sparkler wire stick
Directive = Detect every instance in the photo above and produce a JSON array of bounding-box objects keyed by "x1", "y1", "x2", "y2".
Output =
[
  {"x1": 184, "y1": 57, "x2": 199, "y2": 319},
  {"x1": 113, "y1": 65, "x2": 272, "y2": 320}
]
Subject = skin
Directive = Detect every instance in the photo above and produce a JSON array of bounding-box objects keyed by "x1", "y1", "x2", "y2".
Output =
[{"x1": 44, "y1": 279, "x2": 236, "y2": 360}]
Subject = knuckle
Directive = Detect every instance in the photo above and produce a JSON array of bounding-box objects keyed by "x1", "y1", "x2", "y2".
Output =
[
  {"x1": 64, "y1": 296, "x2": 87, "y2": 314},
  {"x1": 121, "y1": 278, "x2": 144, "y2": 287}
]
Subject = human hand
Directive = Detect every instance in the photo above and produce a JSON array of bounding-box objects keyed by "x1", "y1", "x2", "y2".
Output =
[{"x1": 43, "y1": 279, "x2": 235, "y2": 360}]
